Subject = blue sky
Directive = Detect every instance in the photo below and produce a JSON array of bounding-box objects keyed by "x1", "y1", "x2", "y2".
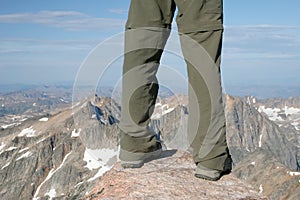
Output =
[{"x1": 0, "y1": 0, "x2": 299, "y2": 96}]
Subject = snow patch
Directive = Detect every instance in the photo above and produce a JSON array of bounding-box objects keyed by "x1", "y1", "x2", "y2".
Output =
[
  {"x1": 18, "y1": 126, "x2": 36, "y2": 137},
  {"x1": 152, "y1": 107, "x2": 175, "y2": 119},
  {"x1": 291, "y1": 122, "x2": 299, "y2": 130},
  {"x1": 1, "y1": 162, "x2": 10, "y2": 170},
  {"x1": 0, "y1": 142, "x2": 6, "y2": 152},
  {"x1": 83, "y1": 148, "x2": 118, "y2": 170},
  {"x1": 1, "y1": 104, "x2": 4, "y2": 107},
  {"x1": 162, "y1": 107, "x2": 175, "y2": 115},
  {"x1": 74, "y1": 181, "x2": 84, "y2": 188},
  {"x1": 258, "y1": 134, "x2": 263, "y2": 148},
  {"x1": 284, "y1": 106, "x2": 300, "y2": 115},
  {"x1": 71, "y1": 102, "x2": 81, "y2": 109},
  {"x1": 19, "y1": 147, "x2": 29, "y2": 153},
  {"x1": 60, "y1": 98, "x2": 68, "y2": 103},
  {"x1": 259, "y1": 184, "x2": 263, "y2": 193},
  {"x1": 39, "y1": 117, "x2": 49, "y2": 122},
  {"x1": 155, "y1": 102, "x2": 162, "y2": 107},
  {"x1": 80, "y1": 102, "x2": 87, "y2": 108},
  {"x1": 258, "y1": 106, "x2": 283, "y2": 121},
  {"x1": 20, "y1": 118, "x2": 28, "y2": 122},
  {"x1": 161, "y1": 104, "x2": 168, "y2": 110},
  {"x1": 37, "y1": 137, "x2": 46, "y2": 144},
  {"x1": 5, "y1": 146, "x2": 18, "y2": 151},
  {"x1": 1, "y1": 122, "x2": 21, "y2": 129},
  {"x1": 88, "y1": 165, "x2": 110, "y2": 182},
  {"x1": 246, "y1": 97, "x2": 251, "y2": 105},
  {"x1": 33, "y1": 152, "x2": 72, "y2": 199},
  {"x1": 245, "y1": 147, "x2": 250, "y2": 152},
  {"x1": 71, "y1": 128, "x2": 81, "y2": 138},
  {"x1": 100, "y1": 118, "x2": 108, "y2": 125},
  {"x1": 288, "y1": 171, "x2": 300, "y2": 176},
  {"x1": 152, "y1": 103, "x2": 175, "y2": 119},
  {"x1": 45, "y1": 189, "x2": 56, "y2": 200},
  {"x1": 246, "y1": 96, "x2": 256, "y2": 104},
  {"x1": 83, "y1": 148, "x2": 118, "y2": 180},
  {"x1": 16, "y1": 151, "x2": 33, "y2": 161}
]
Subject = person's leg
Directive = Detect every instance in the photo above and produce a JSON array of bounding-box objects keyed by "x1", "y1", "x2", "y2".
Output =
[
  {"x1": 175, "y1": 0, "x2": 231, "y2": 180},
  {"x1": 119, "y1": 0, "x2": 176, "y2": 166}
]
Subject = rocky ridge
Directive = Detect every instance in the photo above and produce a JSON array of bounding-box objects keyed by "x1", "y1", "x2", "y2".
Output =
[
  {"x1": 225, "y1": 95, "x2": 300, "y2": 199},
  {"x1": 0, "y1": 96, "x2": 120, "y2": 200},
  {"x1": 225, "y1": 95, "x2": 300, "y2": 170},
  {"x1": 86, "y1": 151, "x2": 268, "y2": 200}
]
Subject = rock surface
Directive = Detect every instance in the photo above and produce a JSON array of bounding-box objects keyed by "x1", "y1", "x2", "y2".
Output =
[
  {"x1": 225, "y1": 95, "x2": 299, "y2": 171},
  {"x1": 233, "y1": 150, "x2": 300, "y2": 200},
  {"x1": 86, "y1": 151, "x2": 268, "y2": 200},
  {"x1": 0, "y1": 97, "x2": 120, "y2": 200}
]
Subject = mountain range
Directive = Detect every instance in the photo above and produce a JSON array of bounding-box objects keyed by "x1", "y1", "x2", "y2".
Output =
[{"x1": 0, "y1": 87, "x2": 300, "y2": 199}]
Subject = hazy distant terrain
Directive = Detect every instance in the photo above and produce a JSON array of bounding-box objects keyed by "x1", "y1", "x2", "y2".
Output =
[
  {"x1": 225, "y1": 83, "x2": 300, "y2": 99},
  {"x1": 1, "y1": 83, "x2": 299, "y2": 99}
]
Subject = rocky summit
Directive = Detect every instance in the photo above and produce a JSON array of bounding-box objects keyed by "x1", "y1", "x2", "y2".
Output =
[{"x1": 85, "y1": 151, "x2": 268, "y2": 200}]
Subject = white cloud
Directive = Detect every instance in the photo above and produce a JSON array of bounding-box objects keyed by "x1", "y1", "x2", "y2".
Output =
[
  {"x1": 223, "y1": 24, "x2": 300, "y2": 60},
  {"x1": 109, "y1": 9, "x2": 128, "y2": 15},
  {"x1": 225, "y1": 24, "x2": 298, "y2": 33},
  {"x1": 0, "y1": 49, "x2": 26, "y2": 54},
  {"x1": 0, "y1": 11, "x2": 125, "y2": 31},
  {"x1": 0, "y1": 38, "x2": 100, "y2": 56},
  {"x1": 225, "y1": 26, "x2": 297, "y2": 46},
  {"x1": 224, "y1": 25, "x2": 299, "y2": 42}
]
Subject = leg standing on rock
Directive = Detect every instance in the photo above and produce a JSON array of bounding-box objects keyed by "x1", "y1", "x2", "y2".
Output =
[{"x1": 119, "y1": 0, "x2": 232, "y2": 181}]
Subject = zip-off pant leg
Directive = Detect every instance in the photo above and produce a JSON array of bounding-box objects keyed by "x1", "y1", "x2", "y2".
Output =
[
  {"x1": 174, "y1": 0, "x2": 229, "y2": 171},
  {"x1": 119, "y1": 0, "x2": 175, "y2": 152}
]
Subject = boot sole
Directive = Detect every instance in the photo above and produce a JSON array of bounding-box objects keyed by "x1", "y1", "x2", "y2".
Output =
[{"x1": 120, "y1": 148, "x2": 162, "y2": 168}]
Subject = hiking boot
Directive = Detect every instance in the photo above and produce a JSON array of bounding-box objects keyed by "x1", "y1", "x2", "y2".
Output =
[
  {"x1": 120, "y1": 140, "x2": 162, "y2": 168},
  {"x1": 119, "y1": 134, "x2": 162, "y2": 168},
  {"x1": 195, "y1": 157, "x2": 232, "y2": 181},
  {"x1": 195, "y1": 164, "x2": 222, "y2": 181}
]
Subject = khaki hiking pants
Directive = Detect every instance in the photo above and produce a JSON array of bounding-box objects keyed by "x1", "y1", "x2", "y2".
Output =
[{"x1": 119, "y1": 0, "x2": 230, "y2": 171}]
